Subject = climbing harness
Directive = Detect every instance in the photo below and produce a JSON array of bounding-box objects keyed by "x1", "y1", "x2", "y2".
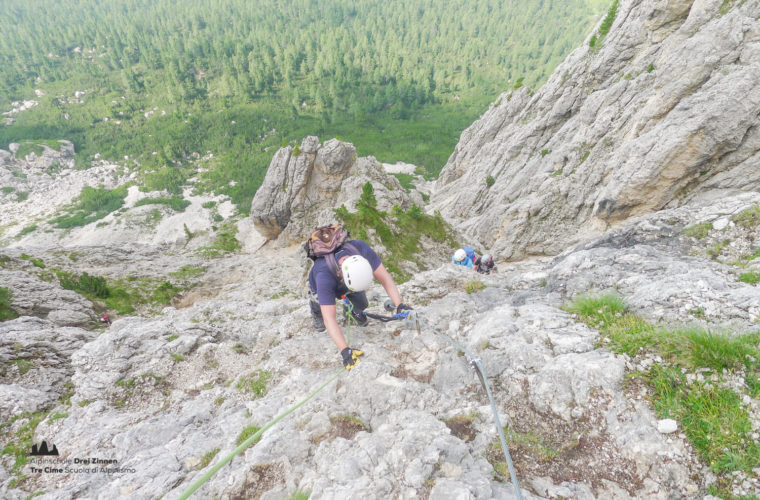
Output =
[{"x1": 176, "y1": 303, "x2": 522, "y2": 499}]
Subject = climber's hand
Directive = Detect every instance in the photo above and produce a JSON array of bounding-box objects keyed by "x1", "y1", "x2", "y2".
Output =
[{"x1": 341, "y1": 347, "x2": 364, "y2": 370}]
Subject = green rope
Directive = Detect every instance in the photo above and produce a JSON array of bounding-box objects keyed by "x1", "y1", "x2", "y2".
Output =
[
  {"x1": 176, "y1": 367, "x2": 344, "y2": 499},
  {"x1": 176, "y1": 299, "x2": 359, "y2": 499}
]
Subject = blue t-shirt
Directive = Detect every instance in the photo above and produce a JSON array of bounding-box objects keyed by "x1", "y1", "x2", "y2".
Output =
[
  {"x1": 452, "y1": 255, "x2": 474, "y2": 269},
  {"x1": 308, "y1": 240, "x2": 382, "y2": 305}
]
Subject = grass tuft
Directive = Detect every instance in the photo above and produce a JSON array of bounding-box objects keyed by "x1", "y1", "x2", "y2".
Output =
[
  {"x1": 237, "y1": 425, "x2": 262, "y2": 446},
  {"x1": 566, "y1": 293, "x2": 760, "y2": 480},
  {"x1": 683, "y1": 221, "x2": 712, "y2": 239},
  {"x1": 236, "y1": 370, "x2": 272, "y2": 398}
]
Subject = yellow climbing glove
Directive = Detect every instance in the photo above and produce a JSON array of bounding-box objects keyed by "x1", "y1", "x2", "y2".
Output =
[{"x1": 341, "y1": 347, "x2": 364, "y2": 370}]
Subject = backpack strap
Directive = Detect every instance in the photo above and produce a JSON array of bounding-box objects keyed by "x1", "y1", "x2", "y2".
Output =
[{"x1": 325, "y1": 241, "x2": 360, "y2": 278}]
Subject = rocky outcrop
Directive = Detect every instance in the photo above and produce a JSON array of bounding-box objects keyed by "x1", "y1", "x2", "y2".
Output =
[
  {"x1": 432, "y1": 0, "x2": 760, "y2": 259},
  {"x1": 250, "y1": 136, "x2": 423, "y2": 243},
  {"x1": 0, "y1": 269, "x2": 98, "y2": 327},
  {"x1": 0, "y1": 317, "x2": 94, "y2": 418}
]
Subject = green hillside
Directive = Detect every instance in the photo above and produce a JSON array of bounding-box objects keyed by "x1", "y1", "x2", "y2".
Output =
[{"x1": 0, "y1": 0, "x2": 608, "y2": 214}]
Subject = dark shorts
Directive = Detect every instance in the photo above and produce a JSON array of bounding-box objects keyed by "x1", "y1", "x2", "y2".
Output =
[{"x1": 309, "y1": 291, "x2": 368, "y2": 331}]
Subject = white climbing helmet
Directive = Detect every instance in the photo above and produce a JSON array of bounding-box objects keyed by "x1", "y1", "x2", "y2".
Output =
[
  {"x1": 341, "y1": 255, "x2": 373, "y2": 291},
  {"x1": 482, "y1": 254, "x2": 492, "y2": 265},
  {"x1": 454, "y1": 248, "x2": 467, "y2": 262}
]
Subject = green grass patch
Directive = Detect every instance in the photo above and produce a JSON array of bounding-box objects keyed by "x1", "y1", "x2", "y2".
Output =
[
  {"x1": 0, "y1": 286, "x2": 19, "y2": 321},
  {"x1": 48, "y1": 413, "x2": 68, "y2": 423},
  {"x1": 171, "y1": 353, "x2": 184, "y2": 362},
  {"x1": 115, "y1": 377, "x2": 136, "y2": 389},
  {"x1": 566, "y1": 294, "x2": 760, "y2": 480},
  {"x1": 719, "y1": 0, "x2": 735, "y2": 15},
  {"x1": 17, "y1": 225, "x2": 37, "y2": 237},
  {"x1": 1, "y1": 186, "x2": 14, "y2": 194},
  {"x1": 485, "y1": 175, "x2": 495, "y2": 188},
  {"x1": 739, "y1": 272, "x2": 760, "y2": 285},
  {"x1": 335, "y1": 181, "x2": 456, "y2": 282},
  {"x1": 465, "y1": 280, "x2": 485, "y2": 294},
  {"x1": 683, "y1": 221, "x2": 712, "y2": 239},
  {"x1": 1, "y1": 412, "x2": 47, "y2": 474},
  {"x1": 199, "y1": 448, "x2": 220, "y2": 469},
  {"x1": 134, "y1": 196, "x2": 191, "y2": 212},
  {"x1": 707, "y1": 239, "x2": 729, "y2": 260},
  {"x1": 14, "y1": 359, "x2": 34, "y2": 374},
  {"x1": 732, "y1": 205, "x2": 760, "y2": 229},
  {"x1": 19, "y1": 254, "x2": 45, "y2": 268},
  {"x1": 169, "y1": 265, "x2": 206, "y2": 280},
  {"x1": 237, "y1": 425, "x2": 262, "y2": 446},
  {"x1": 55, "y1": 270, "x2": 183, "y2": 314},
  {"x1": 236, "y1": 370, "x2": 272, "y2": 398},
  {"x1": 648, "y1": 365, "x2": 759, "y2": 474},
  {"x1": 198, "y1": 221, "x2": 241, "y2": 257},
  {"x1": 288, "y1": 489, "x2": 311, "y2": 500},
  {"x1": 390, "y1": 173, "x2": 416, "y2": 192},
  {"x1": 15, "y1": 142, "x2": 44, "y2": 158},
  {"x1": 51, "y1": 185, "x2": 128, "y2": 228}
]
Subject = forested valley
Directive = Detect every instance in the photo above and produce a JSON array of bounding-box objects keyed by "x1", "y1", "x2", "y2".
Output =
[{"x1": 0, "y1": 0, "x2": 607, "y2": 214}]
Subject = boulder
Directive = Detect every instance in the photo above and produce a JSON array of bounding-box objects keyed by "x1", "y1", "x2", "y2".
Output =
[{"x1": 250, "y1": 136, "x2": 423, "y2": 243}]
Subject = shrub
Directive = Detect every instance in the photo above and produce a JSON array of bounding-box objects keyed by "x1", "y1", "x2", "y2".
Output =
[
  {"x1": 598, "y1": 0, "x2": 619, "y2": 38},
  {"x1": 58, "y1": 271, "x2": 110, "y2": 298},
  {"x1": 588, "y1": 0, "x2": 619, "y2": 48},
  {"x1": 142, "y1": 167, "x2": 187, "y2": 195},
  {"x1": 486, "y1": 175, "x2": 495, "y2": 187},
  {"x1": 52, "y1": 186, "x2": 127, "y2": 228},
  {"x1": 391, "y1": 173, "x2": 415, "y2": 192},
  {"x1": 646, "y1": 63, "x2": 654, "y2": 73},
  {"x1": 18, "y1": 225, "x2": 37, "y2": 237},
  {"x1": 336, "y1": 182, "x2": 456, "y2": 282},
  {"x1": 0, "y1": 287, "x2": 18, "y2": 321}
]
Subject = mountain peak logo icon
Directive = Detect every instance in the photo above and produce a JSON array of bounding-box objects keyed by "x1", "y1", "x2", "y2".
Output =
[{"x1": 30, "y1": 441, "x2": 59, "y2": 456}]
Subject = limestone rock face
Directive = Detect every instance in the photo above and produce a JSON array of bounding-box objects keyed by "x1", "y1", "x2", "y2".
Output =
[
  {"x1": 250, "y1": 136, "x2": 423, "y2": 243},
  {"x1": 0, "y1": 269, "x2": 98, "y2": 327},
  {"x1": 432, "y1": 0, "x2": 760, "y2": 259},
  {"x1": 0, "y1": 317, "x2": 94, "y2": 418}
]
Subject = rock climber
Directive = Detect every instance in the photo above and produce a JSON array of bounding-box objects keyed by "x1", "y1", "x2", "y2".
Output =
[
  {"x1": 452, "y1": 247, "x2": 474, "y2": 269},
  {"x1": 309, "y1": 237, "x2": 412, "y2": 370},
  {"x1": 474, "y1": 253, "x2": 497, "y2": 274}
]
